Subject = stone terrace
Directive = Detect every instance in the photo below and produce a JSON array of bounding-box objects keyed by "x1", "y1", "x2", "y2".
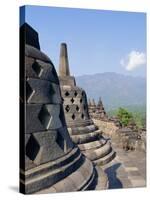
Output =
[{"x1": 100, "y1": 140, "x2": 146, "y2": 189}]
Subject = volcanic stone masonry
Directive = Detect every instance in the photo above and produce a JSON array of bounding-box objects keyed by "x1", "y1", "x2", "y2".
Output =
[
  {"x1": 58, "y1": 43, "x2": 116, "y2": 166},
  {"x1": 20, "y1": 23, "x2": 109, "y2": 194},
  {"x1": 89, "y1": 98, "x2": 146, "y2": 152},
  {"x1": 89, "y1": 97, "x2": 107, "y2": 120}
]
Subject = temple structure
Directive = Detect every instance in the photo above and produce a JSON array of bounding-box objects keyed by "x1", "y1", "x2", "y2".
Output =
[
  {"x1": 89, "y1": 97, "x2": 107, "y2": 120},
  {"x1": 88, "y1": 98, "x2": 96, "y2": 118},
  {"x1": 58, "y1": 43, "x2": 115, "y2": 166},
  {"x1": 20, "y1": 24, "x2": 108, "y2": 194}
]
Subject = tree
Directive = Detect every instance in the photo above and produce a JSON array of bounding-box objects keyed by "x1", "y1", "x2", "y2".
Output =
[{"x1": 117, "y1": 107, "x2": 133, "y2": 127}]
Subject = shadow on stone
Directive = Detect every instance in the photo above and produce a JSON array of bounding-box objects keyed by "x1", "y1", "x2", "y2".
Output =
[{"x1": 105, "y1": 163, "x2": 123, "y2": 189}]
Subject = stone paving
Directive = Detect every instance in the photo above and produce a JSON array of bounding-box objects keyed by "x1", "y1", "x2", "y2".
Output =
[{"x1": 100, "y1": 141, "x2": 146, "y2": 189}]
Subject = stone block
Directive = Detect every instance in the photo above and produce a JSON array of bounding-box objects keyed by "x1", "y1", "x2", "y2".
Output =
[
  {"x1": 25, "y1": 44, "x2": 51, "y2": 63},
  {"x1": 25, "y1": 58, "x2": 59, "y2": 84},
  {"x1": 44, "y1": 104, "x2": 62, "y2": 129},
  {"x1": 25, "y1": 104, "x2": 63, "y2": 133},
  {"x1": 26, "y1": 104, "x2": 45, "y2": 134},
  {"x1": 26, "y1": 78, "x2": 61, "y2": 104},
  {"x1": 32, "y1": 131, "x2": 65, "y2": 164},
  {"x1": 57, "y1": 127, "x2": 73, "y2": 151},
  {"x1": 24, "y1": 147, "x2": 80, "y2": 180}
]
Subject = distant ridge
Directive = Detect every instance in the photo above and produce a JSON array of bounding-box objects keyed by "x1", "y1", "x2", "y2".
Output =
[{"x1": 76, "y1": 72, "x2": 146, "y2": 110}]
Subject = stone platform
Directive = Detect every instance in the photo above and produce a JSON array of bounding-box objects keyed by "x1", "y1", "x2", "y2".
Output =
[{"x1": 100, "y1": 141, "x2": 146, "y2": 189}]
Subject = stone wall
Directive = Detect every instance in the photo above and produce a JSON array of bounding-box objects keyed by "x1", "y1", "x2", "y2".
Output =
[
  {"x1": 93, "y1": 119, "x2": 146, "y2": 152},
  {"x1": 93, "y1": 119, "x2": 119, "y2": 138}
]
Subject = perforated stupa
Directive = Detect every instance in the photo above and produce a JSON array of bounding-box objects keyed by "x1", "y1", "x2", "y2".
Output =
[
  {"x1": 58, "y1": 43, "x2": 116, "y2": 166},
  {"x1": 20, "y1": 24, "x2": 105, "y2": 194}
]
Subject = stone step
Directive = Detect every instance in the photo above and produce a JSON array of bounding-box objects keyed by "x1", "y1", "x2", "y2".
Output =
[
  {"x1": 67, "y1": 119, "x2": 93, "y2": 128},
  {"x1": 35, "y1": 158, "x2": 96, "y2": 193},
  {"x1": 21, "y1": 149, "x2": 86, "y2": 193},
  {"x1": 20, "y1": 147, "x2": 80, "y2": 180},
  {"x1": 83, "y1": 141, "x2": 112, "y2": 161},
  {"x1": 71, "y1": 129, "x2": 102, "y2": 144},
  {"x1": 78, "y1": 139, "x2": 107, "y2": 151},
  {"x1": 81, "y1": 168, "x2": 97, "y2": 191},
  {"x1": 93, "y1": 150, "x2": 116, "y2": 166},
  {"x1": 68, "y1": 124, "x2": 99, "y2": 135}
]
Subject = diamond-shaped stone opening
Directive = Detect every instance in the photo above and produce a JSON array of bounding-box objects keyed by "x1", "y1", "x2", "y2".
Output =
[
  {"x1": 26, "y1": 81, "x2": 33, "y2": 102},
  {"x1": 74, "y1": 91, "x2": 78, "y2": 97},
  {"x1": 26, "y1": 135, "x2": 40, "y2": 161},
  {"x1": 81, "y1": 91, "x2": 84, "y2": 96},
  {"x1": 70, "y1": 98, "x2": 75, "y2": 104},
  {"x1": 59, "y1": 105, "x2": 66, "y2": 125},
  {"x1": 72, "y1": 114, "x2": 76, "y2": 120},
  {"x1": 32, "y1": 61, "x2": 43, "y2": 77},
  {"x1": 83, "y1": 105, "x2": 86, "y2": 110},
  {"x1": 38, "y1": 105, "x2": 51, "y2": 129},
  {"x1": 65, "y1": 105, "x2": 70, "y2": 112},
  {"x1": 81, "y1": 113, "x2": 84, "y2": 119},
  {"x1": 80, "y1": 98, "x2": 83, "y2": 103},
  {"x1": 76, "y1": 105, "x2": 80, "y2": 112},
  {"x1": 65, "y1": 91, "x2": 70, "y2": 96},
  {"x1": 56, "y1": 131, "x2": 64, "y2": 151},
  {"x1": 49, "y1": 83, "x2": 55, "y2": 96}
]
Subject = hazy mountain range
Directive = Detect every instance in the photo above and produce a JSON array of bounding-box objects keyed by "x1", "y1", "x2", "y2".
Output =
[{"x1": 76, "y1": 72, "x2": 146, "y2": 111}]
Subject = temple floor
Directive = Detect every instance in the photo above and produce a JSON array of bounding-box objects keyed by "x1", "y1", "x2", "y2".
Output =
[{"x1": 99, "y1": 141, "x2": 146, "y2": 189}]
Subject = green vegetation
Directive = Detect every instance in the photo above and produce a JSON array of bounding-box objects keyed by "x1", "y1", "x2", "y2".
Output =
[
  {"x1": 116, "y1": 108, "x2": 133, "y2": 126},
  {"x1": 108, "y1": 105, "x2": 146, "y2": 128}
]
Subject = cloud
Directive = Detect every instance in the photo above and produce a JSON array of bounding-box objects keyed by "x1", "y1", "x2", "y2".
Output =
[{"x1": 120, "y1": 50, "x2": 146, "y2": 71}]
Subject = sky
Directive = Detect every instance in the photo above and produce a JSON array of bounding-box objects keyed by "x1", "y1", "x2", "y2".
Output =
[{"x1": 20, "y1": 5, "x2": 146, "y2": 77}]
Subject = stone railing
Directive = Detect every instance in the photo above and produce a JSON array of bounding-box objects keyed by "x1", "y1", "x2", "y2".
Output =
[{"x1": 93, "y1": 118, "x2": 119, "y2": 138}]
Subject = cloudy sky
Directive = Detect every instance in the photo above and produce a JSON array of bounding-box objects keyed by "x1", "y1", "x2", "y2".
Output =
[{"x1": 21, "y1": 6, "x2": 146, "y2": 77}]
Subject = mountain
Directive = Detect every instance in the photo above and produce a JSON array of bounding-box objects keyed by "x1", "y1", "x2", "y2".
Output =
[{"x1": 75, "y1": 72, "x2": 146, "y2": 111}]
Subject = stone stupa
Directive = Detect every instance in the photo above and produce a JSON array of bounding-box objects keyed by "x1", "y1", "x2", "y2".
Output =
[
  {"x1": 58, "y1": 43, "x2": 116, "y2": 166},
  {"x1": 88, "y1": 98, "x2": 97, "y2": 118},
  {"x1": 20, "y1": 23, "x2": 106, "y2": 194},
  {"x1": 94, "y1": 97, "x2": 107, "y2": 120}
]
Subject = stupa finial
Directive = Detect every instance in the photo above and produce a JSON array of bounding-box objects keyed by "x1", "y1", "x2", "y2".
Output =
[
  {"x1": 91, "y1": 98, "x2": 96, "y2": 107},
  {"x1": 59, "y1": 43, "x2": 70, "y2": 77},
  {"x1": 97, "y1": 97, "x2": 102, "y2": 106}
]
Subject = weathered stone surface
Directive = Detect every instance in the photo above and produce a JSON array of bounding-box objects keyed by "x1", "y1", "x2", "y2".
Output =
[
  {"x1": 84, "y1": 141, "x2": 112, "y2": 161},
  {"x1": 101, "y1": 141, "x2": 146, "y2": 189},
  {"x1": 93, "y1": 119, "x2": 119, "y2": 137},
  {"x1": 71, "y1": 130, "x2": 101, "y2": 144},
  {"x1": 78, "y1": 140, "x2": 106, "y2": 151},
  {"x1": 91, "y1": 100, "x2": 146, "y2": 153},
  {"x1": 20, "y1": 24, "x2": 98, "y2": 194},
  {"x1": 68, "y1": 124, "x2": 99, "y2": 135},
  {"x1": 35, "y1": 158, "x2": 96, "y2": 193},
  {"x1": 40, "y1": 104, "x2": 62, "y2": 129},
  {"x1": 25, "y1": 104, "x2": 45, "y2": 134},
  {"x1": 58, "y1": 43, "x2": 115, "y2": 166},
  {"x1": 25, "y1": 104, "x2": 64, "y2": 134},
  {"x1": 23, "y1": 152, "x2": 85, "y2": 194},
  {"x1": 59, "y1": 43, "x2": 70, "y2": 77},
  {"x1": 25, "y1": 44, "x2": 51, "y2": 63},
  {"x1": 32, "y1": 131, "x2": 65, "y2": 163},
  {"x1": 25, "y1": 57, "x2": 59, "y2": 83},
  {"x1": 23, "y1": 147, "x2": 80, "y2": 179},
  {"x1": 26, "y1": 78, "x2": 61, "y2": 104},
  {"x1": 88, "y1": 97, "x2": 107, "y2": 120},
  {"x1": 20, "y1": 23, "x2": 40, "y2": 50}
]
